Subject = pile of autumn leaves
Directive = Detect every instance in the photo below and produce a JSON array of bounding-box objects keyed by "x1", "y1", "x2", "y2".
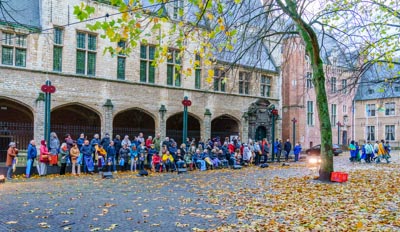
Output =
[{"x1": 207, "y1": 165, "x2": 400, "y2": 231}]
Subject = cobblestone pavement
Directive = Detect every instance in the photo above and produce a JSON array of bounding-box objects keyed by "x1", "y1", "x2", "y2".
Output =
[{"x1": 0, "y1": 152, "x2": 397, "y2": 231}]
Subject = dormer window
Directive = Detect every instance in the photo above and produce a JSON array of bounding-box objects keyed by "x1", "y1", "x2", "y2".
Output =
[{"x1": 367, "y1": 89, "x2": 374, "y2": 95}]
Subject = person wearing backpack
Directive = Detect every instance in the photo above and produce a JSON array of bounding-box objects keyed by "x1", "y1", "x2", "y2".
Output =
[{"x1": 26, "y1": 140, "x2": 37, "y2": 178}]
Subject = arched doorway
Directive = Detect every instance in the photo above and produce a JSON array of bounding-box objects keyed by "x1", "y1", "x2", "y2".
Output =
[
  {"x1": 166, "y1": 113, "x2": 200, "y2": 145},
  {"x1": 0, "y1": 98, "x2": 33, "y2": 162},
  {"x1": 51, "y1": 104, "x2": 101, "y2": 140},
  {"x1": 255, "y1": 126, "x2": 267, "y2": 141},
  {"x1": 211, "y1": 115, "x2": 240, "y2": 142},
  {"x1": 113, "y1": 108, "x2": 155, "y2": 139}
]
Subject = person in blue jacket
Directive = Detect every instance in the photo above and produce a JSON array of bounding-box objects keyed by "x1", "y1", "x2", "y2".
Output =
[
  {"x1": 80, "y1": 140, "x2": 94, "y2": 173},
  {"x1": 293, "y1": 142, "x2": 302, "y2": 162},
  {"x1": 26, "y1": 140, "x2": 37, "y2": 178},
  {"x1": 106, "y1": 141, "x2": 117, "y2": 172}
]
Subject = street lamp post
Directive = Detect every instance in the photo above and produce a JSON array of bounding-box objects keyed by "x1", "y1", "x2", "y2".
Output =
[
  {"x1": 181, "y1": 96, "x2": 192, "y2": 144},
  {"x1": 291, "y1": 117, "x2": 297, "y2": 148},
  {"x1": 337, "y1": 121, "x2": 342, "y2": 145},
  {"x1": 269, "y1": 105, "x2": 279, "y2": 161},
  {"x1": 41, "y1": 80, "x2": 56, "y2": 145}
]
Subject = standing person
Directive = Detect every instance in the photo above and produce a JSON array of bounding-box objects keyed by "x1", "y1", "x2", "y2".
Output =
[
  {"x1": 349, "y1": 140, "x2": 356, "y2": 162},
  {"x1": 59, "y1": 143, "x2": 69, "y2": 175},
  {"x1": 261, "y1": 139, "x2": 269, "y2": 163},
  {"x1": 145, "y1": 136, "x2": 153, "y2": 149},
  {"x1": 70, "y1": 142, "x2": 81, "y2": 175},
  {"x1": 376, "y1": 139, "x2": 390, "y2": 163},
  {"x1": 119, "y1": 143, "x2": 130, "y2": 171},
  {"x1": 49, "y1": 132, "x2": 60, "y2": 166},
  {"x1": 274, "y1": 139, "x2": 282, "y2": 162},
  {"x1": 129, "y1": 144, "x2": 138, "y2": 172},
  {"x1": 385, "y1": 141, "x2": 391, "y2": 158},
  {"x1": 39, "y1": 140, "x2": 50, "y2": 176},
  {"x1": 373, "y1": 140, "x2": 379, "y2": 161},
  {"x1": 106, "y1": 141, "x2": 117, "y2": 173},
  {"x1": 242, "y1": 144, "x2": 252, "y2": 165},
  {"x1": 6, "y1": 142, "x2": 18, "y2": 180},
  {"x1": 284, "y1": 139, "x2": 292, "y2": 162},
  {"x1": 121, "y1": 135, "x2": 131, "y2": 148},
  {"x1": 364, "y1": 141, "x2": 374, "y2": 163},
  {"x1": 152, "y1": 133, "x2": 161, "y2": 154},
  {"x1": 81, "y1": 140, "x2": 94, "y2": 174},
  {"x1": 293, "y1": 142, "x2": 302, "y2": 162},
  {"x1": 26, "y1": 140, "x2": 37, "y2": 178},
  {"x1": 113, "y1": 135, "x2": 122, "y2": 164},
  {"x1": 254, "y1": 141, "x2": 261, "y2": 165},
  {"x1": 100, "y1": 133, "x2": 111, "y2": 151},
  {"x1": 77, "y1": 133, "x2": 85, "y2": 149},
  {"x1": 65, "y1": 134, "x2": 74, "y2": 150},
  {"x1": 137, "y1": 132, "x2": 145, "y2": 144}
]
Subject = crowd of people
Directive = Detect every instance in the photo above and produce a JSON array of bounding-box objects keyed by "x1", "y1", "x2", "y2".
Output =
[
  {"x1": 6, "y1": 132, "x2": 293, "y2": 179},
  {"x1": 349, "y1": 139, "x2": 392, "y2": 163}
]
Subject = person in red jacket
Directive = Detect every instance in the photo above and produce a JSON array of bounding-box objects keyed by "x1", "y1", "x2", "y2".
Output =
[
  {"x1": 152, "y1": 154, "x2": 162, "y2": 172},
  {"x1": 39, "y1": 140, "x2": 50, "y2": 176},
  {"x1": 145, "y1": 136, "x2": 153, "y2": 149},
  {"x1": 228, "y1": 141, "x2": 235, "y2": 154}
]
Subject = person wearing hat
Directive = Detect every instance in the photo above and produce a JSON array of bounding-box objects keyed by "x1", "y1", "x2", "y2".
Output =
[{"x1": 6, "y1": 142, "x2": 18, "y2": 180}]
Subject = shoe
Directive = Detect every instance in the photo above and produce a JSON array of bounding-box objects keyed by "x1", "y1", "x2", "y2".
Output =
[{"x1": 26, "y1": 175, "x2": 30, "y2": 178}]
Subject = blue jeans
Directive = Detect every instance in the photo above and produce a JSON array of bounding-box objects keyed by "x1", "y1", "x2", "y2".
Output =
[
  {"x1": 7, "y1": 165, "x2": 13, "y2": 179},
  {"x1": 26, "y1": 159, "x2": 33, "y2": 177},
  {"x1": 176, "y1": 160, "x2": 185, "y2": 168}
]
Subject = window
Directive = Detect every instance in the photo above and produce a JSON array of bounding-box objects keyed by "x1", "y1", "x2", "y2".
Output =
[
  {"x1": 385, "y1": 125, "x2": 395, "y2": 141},
  {"x1": 343, "y1": 115, "x2": 348, "y2": 124},
  {"x1": 140, "y1": 44, "x2": 155, "y2": 83},
  {"x1": 366, "y1": 104, "x2": 376, "y2": 117},
  {"x1": 173, "y1": 0, "x2": 184, "y2": 20},
  {"x1": 330, "y1": 77, "x2": 337, "y2": 93},
  {"x1": 166, "y1": 49, "x2": 181, "y2": 87},
  {"x1": 366, "y1": 126, "x2": 375, "y2": 141},
  {"x1": 385, "y1": 102, "x2": 395, "y2": 116},
  {"x1": 1, "y1": 32, "x2": 27, "y2": 67},
  {"x1": 239, "y1": 71, "x2": 250, "y2": 94},
  {"x1": 343, "y1": 105, "x2": 347, "y2": 113},
  {"x1": 213, "y1": 68, "x2": 226, "y2": 92},
  {"x1": 395, "y1": 86, "x2": 400, "y2": 92},
  {"x1": 306, "y1": 72, "x2": 313, "y2": 89},
  {"x1": 76, "y1": 32, "x2": 96, "y2": 76},
  {"x1": 367, "y1": 89, "x2": 374, "y2": 95},
  {"x1": 307, "y1": 101, "x2": 314, "y2": 126},
  {"x1": 260, "y1": 75, "x2": 271, "y2": 97},
  {"x1": 341, "y1": 79, "x2": 347, "y2": 94},
  {"x1": 117, "y1": 41, "x2": 126, "y2": 80},
  {"x1": 331, "y1": 104, "x2": 337, "y2": 126},
  {"x1": 53, "y1": 28, "x2": 63, "y2": 72},
  {"x1": 194, "y1": 54, "x2": 201, "y2": 89}
]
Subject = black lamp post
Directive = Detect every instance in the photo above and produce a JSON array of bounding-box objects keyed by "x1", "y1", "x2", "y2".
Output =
[
  {"x1": 269, "y1": 104, "x2": 279, "y2": 158},
  {"x1": 41, "y1": 80, "x2": 56, "y2": 145},
  {"x1": 291, "y1": 117, "x2": 297, "y2": 148}
]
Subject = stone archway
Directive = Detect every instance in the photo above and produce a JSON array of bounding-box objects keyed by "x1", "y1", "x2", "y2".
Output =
[
  {"x1": 51, "y1": 104, "x2": 101, "y2": 140},
  {"x1": 0, "y1": 98, "x2": 34, "y2": 162},
  {"x1": 113, "y1": 108, "x2": 156, "y2": 139},
  {"x1": 247, "y1": 99, "x2": 272, "y2": 141},
  {"x1": 166, "y1": 113, "x2": 201, "y2": 145},
  {"x1": 255, "y1": 126, "x2": 267, "y2": 141},
  {"x1": 211, "y1": 115, "x2": 240, "y2": 142}
]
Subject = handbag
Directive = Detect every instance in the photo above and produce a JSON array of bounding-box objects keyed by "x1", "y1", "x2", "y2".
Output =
[
  {"x1": 77, "y1": 153, "x2": 83, "y2": 165},
  {"x1": 119, "y1": 158, "x2": 125, "y2": 166}
]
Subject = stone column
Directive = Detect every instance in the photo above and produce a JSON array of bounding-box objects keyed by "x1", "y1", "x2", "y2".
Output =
[
  {"x1": 158, "y1": 105, "x2": 167, "y2": 141},
  {"x1": 34, "y1": 93, "x2": 45, "y2": 143},
  {"x1": 203, "y1": 109, "x2": 212, "y2": 140},
  {"x1": 102, "y1": 99, "x2": 114, "y2": 138},
  {"x1": 241, "y1": 113, "x2": 249, "y2": 143}
]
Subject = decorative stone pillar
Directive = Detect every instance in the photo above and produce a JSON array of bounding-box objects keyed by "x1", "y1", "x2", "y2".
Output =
[
  {"x1": 241, "y1": 112, "x2": 249, "y2": 143},
  {"x1": 158, "y1": 105, "x2": 167, "y2": 141},
  {"x1": 203, "y1": 109, "x2": 212, "y2": 140},
  {"x1": 102, "y1": 99, "x2": 114, "y2": 138},
  {"x1": 34, "y1": 93, "x2": 45, "y2": 143}
]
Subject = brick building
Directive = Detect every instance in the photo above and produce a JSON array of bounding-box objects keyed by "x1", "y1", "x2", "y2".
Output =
[{"x1": 0, "y1": 0, "x2": 281, "y2": 160}]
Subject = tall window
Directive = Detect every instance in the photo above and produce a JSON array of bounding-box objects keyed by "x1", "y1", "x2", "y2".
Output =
[
  {"x1": 53, "y1": 28, "x2": 63, "y2": 72},
  {"x1": 140, "y1": 44, "x2": 155, "y2": 83},
  {"x1": 239, "y1": 71, "x2": 250, "y2": 94},
  {"x1": 194, "y1": 54, "x2": 201, "y2": 89},
  {"x1": 260, "y1": 75, "x2": 271, "y2": 97},
  {"x1": 166, "y1": 49, "x2": 181, "y2": 87},
  {"x1": 306, "y1": 72, "x2": 313, "y2": 89},
  {"x1": 366, "y1": 104, "x2": 376, "y2": 117},
  {"x1": 330, "y1": 77, "x2": 337, "y2": 93},
  {"x1": 1, "y1": 32, "x2": 27, "y2": 67},
  {"x1": 341, "y1": 79, "x2": 347, "y2": 94},
  {"x1": 117, "y1": 41, "x2": 126, "y2": 80},
  {"x1": 385, "y1": 102, "x2": 395, "y2": 116},
  {"x1": 366, "y1": 126, "x2": 375, "y2": 141},
  {"x1": 385, "y1": 125, "x2": 395, "y2": 141},
  {"x1": 173, "y1": 0, "x2": 184, "y2": 20},
  {"x1": 76, "y1": 32, "x2": 96, "y2": 76},
  {"x1": 331, "y1": 104, "x2": 337, "y2": 126},
  {"x1": 343, "y1": 105, "x2": 347, "y2": 113},
  {"x1": 307, "y1": 101, "x2": 314, "y2": 126},
  {"x1": 213, "y1": 68, "x2": 226, "y2": 92}
]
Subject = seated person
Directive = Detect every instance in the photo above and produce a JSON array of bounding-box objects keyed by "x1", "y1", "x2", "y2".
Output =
[
  {"x1": 96, "y1": 144, "x2": 107, "y2": 170},
  {"x1": 193, "y1": 149, "x2": 206, "y2": 171},
  {"x1": 234, "y1": 149, "x2": 242, "y2": 165},
  {"x1": 201, "y1": 149, "x2": 213, "y2": 169},
  {"x1": 175, "y1": 149, "x2": 186, "y2": 169},
  {"x1": 152, "y1": 154, "x2": 162, "y2": 172},
  {"x1": 218, "y1": 149, "x2": 228, "y2": 167},
  {"x1": 210, "y1": 149, "x2": 221, "y2": 168},
  {"x1": 162, "y1": 151, "x2": 175, "y2": 172}
]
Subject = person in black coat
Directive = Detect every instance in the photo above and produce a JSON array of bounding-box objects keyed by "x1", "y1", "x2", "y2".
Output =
[{"x1": 284, "y1": 139, "x2": 292, "y2": 162}]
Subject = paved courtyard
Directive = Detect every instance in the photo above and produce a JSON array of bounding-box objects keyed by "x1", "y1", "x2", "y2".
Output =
[{"x1": 0, "y1": 153, "x2": 399, "y2": 231}]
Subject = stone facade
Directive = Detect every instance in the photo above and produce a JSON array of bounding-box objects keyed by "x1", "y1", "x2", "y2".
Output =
[{"x1": 0, "y1": 0, "x2": 280, "y2": 149}]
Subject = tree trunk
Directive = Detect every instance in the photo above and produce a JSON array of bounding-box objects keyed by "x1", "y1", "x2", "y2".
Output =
[{"x1": 277, "y1": 0, "x2": 334, "y2": 181}]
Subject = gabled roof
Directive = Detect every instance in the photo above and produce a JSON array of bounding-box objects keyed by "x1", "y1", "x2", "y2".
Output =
[
  {"x1": 0, "y1": 0, "x2": 41, "y2": 29},
  {"x1": 354, "y1": 63, "x2": 400, "y2": 101}
]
